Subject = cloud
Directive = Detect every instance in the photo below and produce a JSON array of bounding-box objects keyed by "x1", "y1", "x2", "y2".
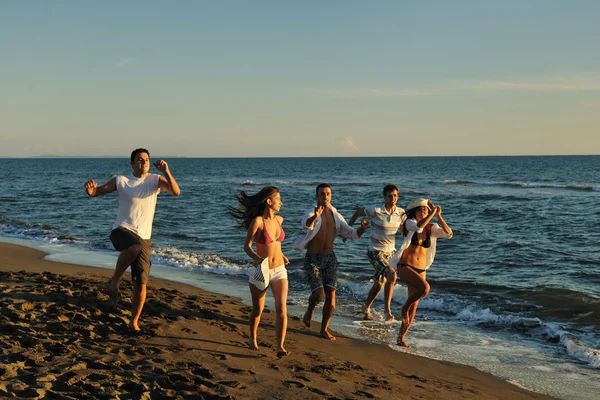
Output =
[
  {"x1": 339, "y1": 136, "x2": 359, "y2": 152},
  {"x1": 115, "y1": 58, "x2": 135, "y2": 67},
  {"x1": 313, "y1": 72, "x2": 600, "y2": 99}
]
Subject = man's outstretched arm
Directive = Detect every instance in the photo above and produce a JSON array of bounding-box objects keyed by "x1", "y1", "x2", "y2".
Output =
[{"x1": 84, "y1": 177, "x2": 116, "y2": 197}]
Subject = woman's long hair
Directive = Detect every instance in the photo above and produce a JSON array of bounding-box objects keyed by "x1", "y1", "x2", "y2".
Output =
[
  {"x1": 401, "y1": 208, "x2": 418, "y2": 237},
  {"x1": 227, "y1": 186, "x2": 279, "y2": 229}
]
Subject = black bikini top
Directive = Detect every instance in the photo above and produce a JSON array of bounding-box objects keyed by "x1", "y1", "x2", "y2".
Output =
[{"x1": 411, "y1": 229, "x2": 431, "y2": 248}]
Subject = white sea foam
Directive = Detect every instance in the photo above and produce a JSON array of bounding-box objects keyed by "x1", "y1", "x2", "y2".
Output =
[
  {"x1": 152, "y1": 247, "x2": 248, "y2": 277},
  {"x1": 456, "y1": 307, "x2": 543, "y2": 328},
  {"x1": 563, "y1": 337, "x2": 600, "y2": 368}
]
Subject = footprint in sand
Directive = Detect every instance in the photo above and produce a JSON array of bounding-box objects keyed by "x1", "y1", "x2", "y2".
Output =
[
  {"x1": 217, "y1": 380, "x2": 244, "y2": 389},
  {"x1": 283, "y1": 380, "x2": 305, "y2": 388},
  {"x1": 210, "y1": 353, "x2": 227, "y2": 360}
]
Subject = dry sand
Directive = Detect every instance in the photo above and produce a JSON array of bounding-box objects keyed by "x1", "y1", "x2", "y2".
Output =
[{"x1": 0, "y1": 242, "x2": 553, "y2": 399}]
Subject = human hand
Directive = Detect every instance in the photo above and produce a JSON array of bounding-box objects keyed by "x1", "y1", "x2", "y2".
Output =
[
  {"x1": 84, "y1": 179, "x2": 97, "y2": 197},
  {"x1": 253, "y1": 257, "x2": 264, "y2": 267},
  {"x1": 314, "y1": 205, "x2": 325, "y2": 218},
  {"x1": 435, "y1": 205, "x2": 442, "y2": 216},
  {"x1": 428, "y1": 199, "x2": 435, "y2": 210},
  {"x1": 283, "y1": 255, "x2": 290, "y2": 265},
  {"x1": 153, "y1": 159, "x2": 169, "y2": 174},
  {"x1": 360, "y1": 219, "x2": 369, "y2": 229}
]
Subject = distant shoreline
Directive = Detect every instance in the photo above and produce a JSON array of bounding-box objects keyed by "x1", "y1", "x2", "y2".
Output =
[{"x1": 1, "y1": 154, "x2": 598, "y2": 159}]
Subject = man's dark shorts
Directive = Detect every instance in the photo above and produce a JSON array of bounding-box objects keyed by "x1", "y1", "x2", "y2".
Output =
[
  {"x1": 109, "y1": 227, "x2": 151, "y2": 284},
  {"x1": 303, "y1": 252, "x2": 339, "y2": 291}
]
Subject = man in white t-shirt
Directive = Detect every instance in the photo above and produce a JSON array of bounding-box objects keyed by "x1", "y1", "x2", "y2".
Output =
[
  {"x1": 348, "y1": 184, "x2": 405, "y2": 322},
  {"x1": 84, "y1": 148, "x2": 180, "y2": 334}
]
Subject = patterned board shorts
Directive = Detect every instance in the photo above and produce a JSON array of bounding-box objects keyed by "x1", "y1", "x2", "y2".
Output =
[
  {"x1": 367, "y1": 250, "x2": 395, "y2": 285},
  {"x1": 303, "y1": 252, "x2": 339, "y2": 291}
]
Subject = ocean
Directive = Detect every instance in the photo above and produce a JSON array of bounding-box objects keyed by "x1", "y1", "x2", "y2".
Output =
[{"x1": 1, "y1": 155, "x2": 599, "y2": 399}]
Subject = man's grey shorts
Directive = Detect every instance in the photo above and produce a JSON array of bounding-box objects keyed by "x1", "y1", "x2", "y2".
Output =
[{"x1": 109, "y1": 227, "x2": 151, "y2": 284}]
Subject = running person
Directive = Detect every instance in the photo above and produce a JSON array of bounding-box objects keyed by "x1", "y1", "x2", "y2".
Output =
[
  {"x1": 348, "y1": 184, "x2": 405, "y2": 322},
  {"x1": 389, "y1": 199, "x2": 452, "y2": 348},
  {"x1": 84, "y1": 148, "x2": 180, "y2": 333},
  {"x1": 228, "y1": 186, "x2": 290, "y2": 356},
  {"x1": 293, "y1": 183, "x2": 368, "y2": 340}
]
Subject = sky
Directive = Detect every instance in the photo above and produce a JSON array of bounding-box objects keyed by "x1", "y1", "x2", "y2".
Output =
[{"x1": 1, "y1": 1, "x2": 599, "y2": 157}]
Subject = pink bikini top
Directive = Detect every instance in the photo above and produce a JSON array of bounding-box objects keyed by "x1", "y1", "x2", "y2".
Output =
[{"x1": 255, "y1": 219, "x2": 285, "y2": 245}]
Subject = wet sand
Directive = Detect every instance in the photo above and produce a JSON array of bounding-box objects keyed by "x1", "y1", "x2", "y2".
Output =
[{"x1": 0, "y1": 242, "x2": 553, "y2": 399}]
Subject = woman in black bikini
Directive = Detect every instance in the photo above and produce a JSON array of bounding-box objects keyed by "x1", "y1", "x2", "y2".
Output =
[
  {"x1": 228, "y1": 186, "x2": 290, "y2": 356},
  {"x1": 389, "y1": 198, "x2": 452, "y2": 348}
]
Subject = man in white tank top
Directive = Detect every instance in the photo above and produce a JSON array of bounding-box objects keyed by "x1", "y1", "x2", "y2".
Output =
[{"x1": 84, "y1": 148, "x2": 180, "y2": 334}]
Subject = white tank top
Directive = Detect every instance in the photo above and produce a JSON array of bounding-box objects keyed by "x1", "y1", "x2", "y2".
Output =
[{"x1": 112, "y1": 173, "x2": 160, "y2": 239}]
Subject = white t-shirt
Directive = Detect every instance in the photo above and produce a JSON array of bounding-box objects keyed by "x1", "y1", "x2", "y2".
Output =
[{"x1": 112, "y1": 173, "x2": 160, "y2": 239}]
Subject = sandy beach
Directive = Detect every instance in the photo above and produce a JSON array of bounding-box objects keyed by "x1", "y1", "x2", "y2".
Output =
[{"x1": 0, "y1": 242, "x2": 553, "y2": 400}]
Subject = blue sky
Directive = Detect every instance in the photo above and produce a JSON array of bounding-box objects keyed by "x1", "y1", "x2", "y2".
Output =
[{"x1": 1, "y1": 1, "x2": 599, "y2": 157}]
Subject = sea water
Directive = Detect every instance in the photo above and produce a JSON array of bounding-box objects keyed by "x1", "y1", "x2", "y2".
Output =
[{"x1": 1, "y1": 156, "x2": 599, "y2": 399}]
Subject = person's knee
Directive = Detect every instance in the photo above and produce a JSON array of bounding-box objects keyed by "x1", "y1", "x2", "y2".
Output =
[
  {"x1": 386, "y1": 268, "x2": 397, "y2": 282},
  {"x1": 421, "y1": 282, "x2": 430, "y2": 297},
  {"x1": 276, "y1": 307, "x2": 287, "y2": 321},
  {"x1": 129, "y1": 244, "x2": 142, "y2": 257},
  {"x1": 311, "y1": 288, "x2": 325, "y2": 300},
  {"x1": 251, "y1": 306, "x2": 264, "y2": 318}
]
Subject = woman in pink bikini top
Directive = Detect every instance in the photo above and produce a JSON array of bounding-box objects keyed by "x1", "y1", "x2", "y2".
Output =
[{"x1": 227, "y1": 186, "x2": 290, "y2": 357}]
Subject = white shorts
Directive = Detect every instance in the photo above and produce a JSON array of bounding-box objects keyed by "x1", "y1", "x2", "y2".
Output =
[{"x1": 249, "y1": 264, "x2": 287, "y2": 289}]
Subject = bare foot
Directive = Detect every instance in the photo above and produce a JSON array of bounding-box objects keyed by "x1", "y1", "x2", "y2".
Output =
[
  {"x1": 396, "y1": 320, "x2": 410, "y2": 347},
  {"x1": 320, "y1": 330, "x2": 336, "y2": 341},
  {"x1": 249, "y1": 341, "x2": 259, "y2": 351},
  {"x1": 302, "y1": 311, "x2": 312, "y2": 327},
  {"x1": 384, "y1": 310, "x2": 395, "y2": 322},
  {"x1": 277, "y1": 349, "x2": 290, "y2": 357},
  {"x1": 362, "y1": 306, "x2": 374, "y2": 321},
  {"x1": 107, "y1": 279, "x2": 120, "y2": 305}
]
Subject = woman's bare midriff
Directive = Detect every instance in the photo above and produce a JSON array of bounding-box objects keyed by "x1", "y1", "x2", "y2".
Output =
[
  {"x1": 256, "y1": 242, "x2": 285, "y2": 268},
  {"x1": 399, "y1": 245, "x2": 428, "y2": 269}
]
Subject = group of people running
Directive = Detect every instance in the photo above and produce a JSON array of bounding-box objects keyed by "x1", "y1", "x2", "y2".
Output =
[
  {"x1": 84, "y1": 149, "x2": 452, "y2": 357},
  {"x1": 228, "y1": 182, "x2": 453, "y2": 354}
]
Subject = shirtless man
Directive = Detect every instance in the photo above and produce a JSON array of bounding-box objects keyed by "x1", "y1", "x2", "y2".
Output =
[
  {"x1": 84, "y1": 148, "x2": 180, "y2": 333},
  {"x1": 293, "y1": 183, "x2": 368, "y2": 340}
]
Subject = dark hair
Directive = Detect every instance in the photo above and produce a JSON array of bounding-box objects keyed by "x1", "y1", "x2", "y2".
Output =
[
  {"x1": 383, "y1": 184, "x2": 398, "y2": 197},
  {"x1": 227, "y1": 186, "x2": 279, "y2": 229},
  {"x1": 315, "y1": 183, "x2": 331, "y2": 196},
  {"x1": 401, "y1": 208, "x2": 418, "y2": 237},
  {"x1": 130, "y1": 148, "x2": 150, "y2": 163}
]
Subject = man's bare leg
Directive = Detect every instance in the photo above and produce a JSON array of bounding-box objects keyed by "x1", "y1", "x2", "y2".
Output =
[
  {"x1": 303, "y1": 288, "x2": 324, "y2": 327},
  {"x1": 383, "y1": 268, "x2": 397, "y2": 322},
  {"x1": 109, "y1": 244, "x2": 142, "y2": 294},
  {"x1": 130, "y1": 282, "x2": 146, "y2": 331},
  {"x1": 362, "y1": 281, "x2": 382, "y2": 320},
  {"x1": 320, "y1": 287, "x2": 336, "y2": 340}
]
